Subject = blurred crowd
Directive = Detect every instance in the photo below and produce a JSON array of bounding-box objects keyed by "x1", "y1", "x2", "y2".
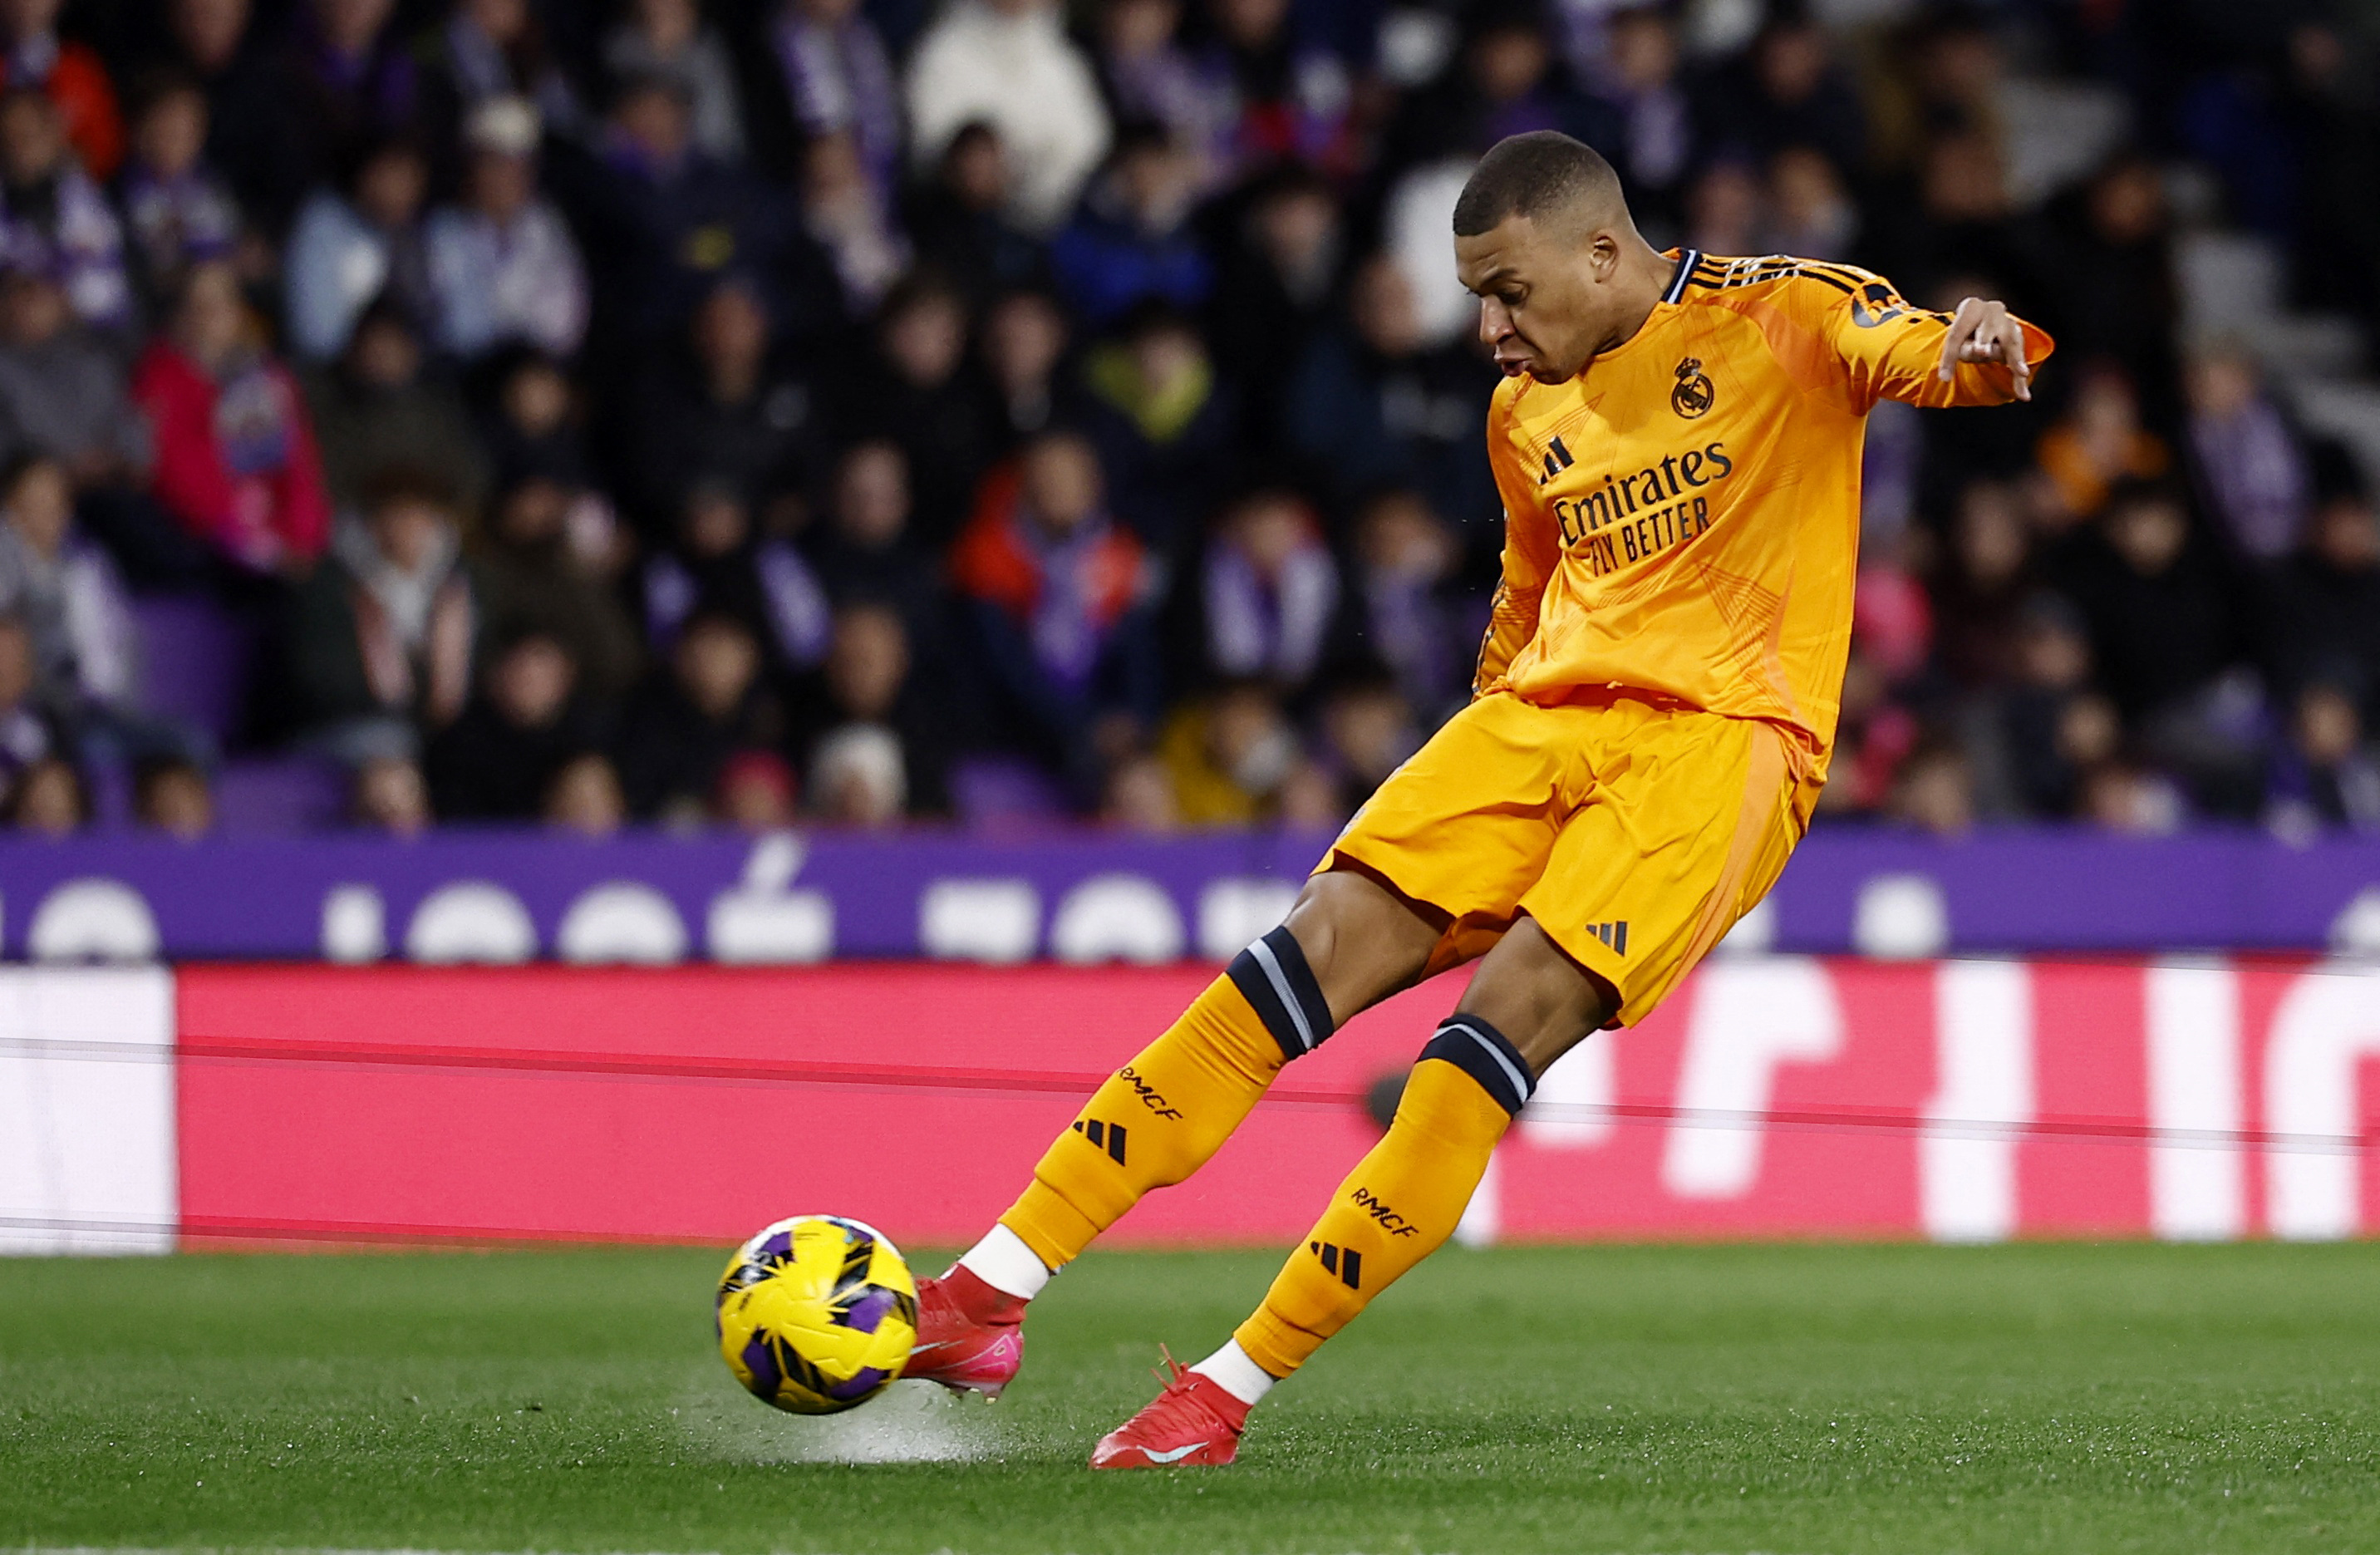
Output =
[{"x1": 0, "y1": 0, "x2": 2375, "y2": 839}]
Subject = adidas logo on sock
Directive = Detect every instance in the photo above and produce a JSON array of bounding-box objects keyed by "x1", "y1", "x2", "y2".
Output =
[
  {"x1": 1072, "y1": 1117, "x2": 1129, "y2": 1164},
  {"x1": 1310, "y1": 1241, "x2": 1361, "y2": 1289}
]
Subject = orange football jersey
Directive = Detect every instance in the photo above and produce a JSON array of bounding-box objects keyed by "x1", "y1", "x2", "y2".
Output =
[{"x1": 1476, "y1": 251, "x2": 2053, "y2": 775}]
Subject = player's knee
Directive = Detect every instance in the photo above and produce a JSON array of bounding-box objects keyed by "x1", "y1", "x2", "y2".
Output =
[
  {"x1": 1455, "y1": 921, "x2": 1615, "y2": 1074},
  {"x1": 1279, "y1": 869, "x2": 1437, "y2": 1021}
]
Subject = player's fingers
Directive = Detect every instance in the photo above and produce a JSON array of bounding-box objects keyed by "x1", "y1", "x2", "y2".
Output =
[
  {"x1": 2001, "y1": 317, "x2": 2033, "y2": 400},
  {"x1": 1936, "y1": 298, "x2": 1982, "y2": 381}
]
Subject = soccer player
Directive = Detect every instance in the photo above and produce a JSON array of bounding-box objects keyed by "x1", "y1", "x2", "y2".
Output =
[{"x1": 905, "y1": 131, "x2": 2052, "y2": 1466}]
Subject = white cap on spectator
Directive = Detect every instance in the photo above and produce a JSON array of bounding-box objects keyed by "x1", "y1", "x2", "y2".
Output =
[{"x1": 467, "y1": 96, "x2": 542, "y2": 159}]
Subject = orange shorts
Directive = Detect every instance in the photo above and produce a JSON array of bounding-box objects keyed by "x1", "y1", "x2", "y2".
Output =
[{"x1": 1321, "y1": 689, "x2": 1821, "y2": 1026}]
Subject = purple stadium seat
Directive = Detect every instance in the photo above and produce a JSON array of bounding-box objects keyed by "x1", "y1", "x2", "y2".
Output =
[
  {"x1": 130, "y1": 596, "x2": 257, "y2": 749},
  {"x1": 209, "y1": 756, "x2": 349, "y2": 836},
  {"x1": 949, "y1": 755, "x2": 1065, "y2": 829}
]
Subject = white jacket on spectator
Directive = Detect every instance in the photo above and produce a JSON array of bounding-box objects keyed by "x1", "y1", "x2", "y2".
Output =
[
  {"x1": 424, "y1": 199, "x2": 590, "y2": 360},
  {"x1": 0, "y1": 524, "x2": 135, "y2": 708},
  {"x1": 904, "y1": 0, "x2": 1110, "y2": 234}
]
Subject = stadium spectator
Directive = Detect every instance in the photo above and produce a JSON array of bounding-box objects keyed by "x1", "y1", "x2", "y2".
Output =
[
  {"x1": 2048, "y1": 155, "x2": 2180, "y2": 426},
  {"x1": 1077, "y1": 299, "x2": 1234, "y2": 554},
  {"x1": 0, "y1": 87, "x2": 130, "y2": 333},
  {"x1": 302, "y1": 301, "x2": 489, "y2": 520},
  {"x1": 264, "y1": 0, "x2": 425, "y2": 239},
  {"x1": 135, "y1": 754, "x2": 214, "y2": 839},
  {"x1": 2185, "y1": 340, "x2": 2309, "y2": 562},
  {"x1": 348, "y1": 750, "x2": 428, "y2": 834},
  {"x1": 1101, "y1": 747, "x2": 1178, "y2": 832},
  {"x1": 473, "y1": 475, "x2": 642, "y2": 705},
  {"x1": 615, "y1": 608, "x2": 788, "y2": 821},
  {"x1": 422, "y1": 96, "x2": 589, "y2": 362},
  {"x1": 416, "y1": 0, "x2": 584, "y2": 165},
  {"x1": 623, "y1": 276, "x2": 818, "y2": 528},
  {"x1": 2265, "y1": 682, "x2": 2380, "y2": 837},
  {"x1": 1153, "y1": 677, "x2": 1297, "y2": 826},
  {"x1": 1190, "y1": 0, "x2": 1354, "y2": 180},
  {"x1": 159, "y1": 0, "x2": 304, "y2": 239},
  {"x1": 0, "y1": 609, "x2": 57, "y2": 773},
  {"x1": 116, "y1": 69, "x2": 242, "y2": 307},
  {"x1": 1199, "y1": 487, "x2": 1337, "y2": 690},
  {"x1": 1094, "y1": 0, "x2": 1226, "y2": 193},
  {"x1": 1284, "y1": 253, "x2": 1497, "y2": 537},
  {"x1": 800, "y1": 599, "x2": 947, "y2": 818},
  {"x1": 1206, "y1": 166, "x2": 1340, "y2": 441},
  {"x1": 1701, "y1": 14, "x2": 1862, "y2": 185},
  {"x1": 810, "y1": 439, "x2": 939, "y2": 635},
  {"x1": 1389, "y1": 7, "x2": 1574, "y2": 170},
  {"x1": 602, "y1": 0, "x2": 745, "y2": 165},
  {"x1": 1891, "y1": 743, "x2": 1976, "y2": 838},
  {"x1": 2034, "y1": 363, "x2": 2169, "y2": 527},
  {"x1": 2262, "y1": 485, "x2": 2380, "y2": 721},
  {"x1": 810, "y1": 721, "x2": 905, "y2": 826},
  {"x1": 0, "y1": 266, "x2": 148, "y2": 486},
  {"x1": 1766, "y1": 145, "x2": 1856, "y2": 261},
  {"x1": 901, "y1": 122, "x2": 1045, "y2": 307},
  {"x1": 799, "y1": 128, "x2": 909, "y2": 314},
  {"x1": 755, "y1": 0, "x2": 902, "y2": 197},
  {"x1": 714, "y1": 746, "x2": 796, "y2": 831},
  {"x1": 559, "y1": 75, "x2": 794, "y2": 347},
  {"x1": 546, "y1": 749, "x2": 628, "y2": 837},
  {"x1": 132, "y1": 258, "x2": 331, "y2": 575},
  {"x1": 2056, "y1": 478, "x2": 2261, "y2": 814},
  {"x1": 283, "y1": 135, "x2": 432, "y2": 362},
  {"x1": 843, "y1": 271, "x2": 988, "y2": 543},
  {"x1": 951, "y1": 428, "x2": 1158, "y2": 793},
  {"x1": 641, "y1": 480, "x2": 830, "y2": 675},
  {"x1": 1311, "y1": 668, "x2": 1420, "y2": 816},
  {"x1": 283, "y1": 469, "x2": 473, "y2": 761},
  {"x1": 1342, "y1": 488, "x2": 1466, "y2": 720},
  {"x1": 1929, "y1": 479, "x2": 2035, "y2": 692},
  {"x1": 477, "y1": 349, "x2": 596, "y2": 494},
  {"x1": 425, "y1": 629, "x2": 598, "y2": 821},
  {"x1": 1050, "y1": 121, "x2": 1210, "y2": 327},
  {"x1": 0, "y1": 453, "x2": 134, "y2": 715},
  {"x1": 903, "y1": 0, "x2": 1111, "y2": 235},
  {"x1": 1580, "y1": 5, "x2": 1693, "y2": 237},
  {"x1": 977, "y1": 285, "x2": 1075, "y2": 452},
  {"x1": 7, "y1": 749, "x2": 79, "y2": 833},
  {"x1": 0, "y1": 0, "x2": 121, "y2": 180}
]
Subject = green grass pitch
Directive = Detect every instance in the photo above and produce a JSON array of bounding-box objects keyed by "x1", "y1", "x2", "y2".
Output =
[{"x1": 4, "y1": 1242, "x2": 2378, "y2": 1554}]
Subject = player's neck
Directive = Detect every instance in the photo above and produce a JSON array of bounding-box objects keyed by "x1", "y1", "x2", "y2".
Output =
[{"x1": 1591, "y1": 235, "x2": 1678, "y2": 358}]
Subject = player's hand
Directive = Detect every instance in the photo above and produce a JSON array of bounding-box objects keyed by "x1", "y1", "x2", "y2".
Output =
[{"x1": 1936, "y1": 297, "x2": 2033, "y2": 401}]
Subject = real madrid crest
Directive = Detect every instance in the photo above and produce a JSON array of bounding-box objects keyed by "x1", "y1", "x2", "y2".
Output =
[{"x1": 1671, "y1": 357, "x2": 1714, "y2": 419}]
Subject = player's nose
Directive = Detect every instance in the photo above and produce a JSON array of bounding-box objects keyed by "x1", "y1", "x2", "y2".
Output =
[{"x1": 1478, "y1": 298, "x2": 1512, "y2": 345}]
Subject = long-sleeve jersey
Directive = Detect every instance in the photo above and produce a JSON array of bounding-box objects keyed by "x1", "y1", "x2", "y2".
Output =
[{"x1": 1476, "y1": 250, "x2": 2053, "y2": 776}]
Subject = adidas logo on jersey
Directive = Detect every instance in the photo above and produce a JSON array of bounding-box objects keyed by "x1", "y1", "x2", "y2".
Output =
[
  {"x1": 1588, "y1": 920, "x2": 1630, "y2": 955},
  {"x1": 1537, "y1": 435, "x2": 1576, "y2": 485},
  {"x1": 1073, "y1": 1117, "x2": 1129, "y2": 1164},
  {"x1": 1310, "y1": 1241, "x2": 1362, "y2": 1289}
]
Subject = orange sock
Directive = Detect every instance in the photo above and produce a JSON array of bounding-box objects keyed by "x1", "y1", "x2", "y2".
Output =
[
  {"x1": 999, "y1": 927, "x2": 1335, "y2": 1272},
  {"x1": 1233, "y1": 1016, "x2": 1533, "y2": 1380}
]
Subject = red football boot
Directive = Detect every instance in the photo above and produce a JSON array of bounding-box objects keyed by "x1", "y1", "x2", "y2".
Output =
[
  {"x1": 904, "y1": 1264, "x2": 1026, "y2": 1400},
  {"x1": 1089, "y1": 1350, "x2": 1251, "y2": 1469}
]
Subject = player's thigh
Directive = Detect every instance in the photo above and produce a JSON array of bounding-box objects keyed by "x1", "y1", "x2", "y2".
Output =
[
  {"x1": 1278, "y1": 865, "x2": 1449, "y2": 1027},
  {"x1": 1321, "y1": 691, "x2": 1569, "y2": 968},
  {"x1": 1522, "y1": 711, "x2": 1808, "y2": 1026}
]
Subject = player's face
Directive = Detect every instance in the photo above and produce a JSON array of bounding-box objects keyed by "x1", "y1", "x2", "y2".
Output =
[{"x1": 1456, "y1": 213, "x2": 1620, "y2": 384}]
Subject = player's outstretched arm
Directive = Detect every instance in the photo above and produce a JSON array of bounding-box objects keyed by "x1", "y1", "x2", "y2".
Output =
[{"x1": 1820, "y1": 267, "x2": 2054, "y2": 411}]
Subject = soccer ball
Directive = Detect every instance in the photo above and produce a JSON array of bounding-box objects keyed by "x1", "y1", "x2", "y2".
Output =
[{"x1": 715, "y1": 1214, "x2": 919, "y2": 1415}]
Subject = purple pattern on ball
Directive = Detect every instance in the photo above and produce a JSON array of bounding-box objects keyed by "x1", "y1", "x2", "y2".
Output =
[
  {"x1": 839, "y1": 1287, "x2": 897, "y2": 1333},
  {"x1": 740, "y1": 1334, "x2": 782, "y2": 1398},
  {"x1": 827, "y1": 1366, "x2": 888, "y2": 1400},
  {"x1": 759, "y1": 1231, "x2": 794, "y2": 1262}
]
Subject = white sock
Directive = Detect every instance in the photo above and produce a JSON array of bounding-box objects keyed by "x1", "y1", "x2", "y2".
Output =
[
  {"x1": 955, "y1": 1223, "x2": 1052, "y2": 1301},
  {"x1": 1189, "y1": 1339, "x2": 1276, "y2": 1406}
]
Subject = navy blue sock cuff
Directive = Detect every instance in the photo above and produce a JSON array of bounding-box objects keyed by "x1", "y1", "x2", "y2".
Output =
[
  {"x1": 1227, "y1": 925, "x2": 1335, "y2": 1061},
  {"x1": 1419, "y1": 1016, "x2": 1536, "y2": 1116}
]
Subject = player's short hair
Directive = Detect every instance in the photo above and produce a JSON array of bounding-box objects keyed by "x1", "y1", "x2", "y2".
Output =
[{"x1": 1452, "y1": 131, "x2": 1627, "y2": 237}]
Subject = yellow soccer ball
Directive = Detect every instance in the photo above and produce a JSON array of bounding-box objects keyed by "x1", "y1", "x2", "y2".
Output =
[{"x1": 715, "y1": 1215, "x2": 918, "y2": 1414}]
